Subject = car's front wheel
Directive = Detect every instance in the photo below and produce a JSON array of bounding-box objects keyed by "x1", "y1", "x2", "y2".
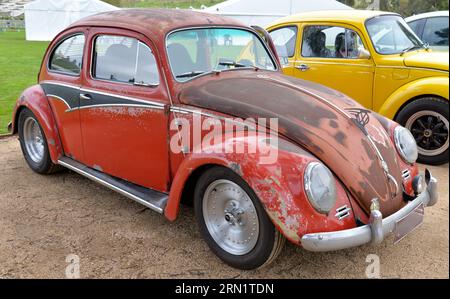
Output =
[
  {"x1": 396, "y1": 97, "x2": 449, "y2": 165},
  {"x1": 194, "y1": 167, "x2": 285, "y2": 270},
  {"x1": 18, "y1": 108, "x2": 58, "y2": 174}
]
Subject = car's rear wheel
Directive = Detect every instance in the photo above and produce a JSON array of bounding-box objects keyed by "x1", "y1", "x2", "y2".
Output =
[
  {"x1": 396, "y1": 97, "x2": 449, "y2": 165},
  {"x1": 194, "y1": 167, "x2": 285, "y2": 270},
  {"x1": 18, "y1": 108, "x2": 58, "y2": 174}
]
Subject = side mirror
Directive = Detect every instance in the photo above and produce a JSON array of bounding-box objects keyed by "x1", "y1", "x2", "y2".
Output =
[{"x1": 358, "y1": 48, "x2": 371, "y2": 59}]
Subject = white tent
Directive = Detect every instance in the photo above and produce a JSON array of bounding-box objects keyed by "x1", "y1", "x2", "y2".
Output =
[
  {"x1": 203, "y1": 0, "x2": 352, "y2": 27},
  {"x1": 24, "y1": 0, "x2": 119, "y2": 41}
]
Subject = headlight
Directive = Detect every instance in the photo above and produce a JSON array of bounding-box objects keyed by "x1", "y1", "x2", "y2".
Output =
[
  {"x1": 304, "y1": 162, "x2": 337, "y2": 214},
  {"x1": 394, "y1": 126, "x2": 418, "y2": 164}
]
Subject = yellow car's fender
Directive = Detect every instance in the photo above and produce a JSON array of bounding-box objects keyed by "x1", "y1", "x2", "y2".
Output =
[{"x1": 378, "y1": 76, "x2": 449, "y2": 120}]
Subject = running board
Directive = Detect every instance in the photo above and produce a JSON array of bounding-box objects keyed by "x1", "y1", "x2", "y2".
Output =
[{"x1": 58, "y1": 157, "x2": 168, "y2": 214}]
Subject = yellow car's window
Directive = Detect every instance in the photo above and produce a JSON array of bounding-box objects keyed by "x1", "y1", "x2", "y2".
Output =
[{"x1": 301, "y1": 25, "x2": 365, "y2": 59}]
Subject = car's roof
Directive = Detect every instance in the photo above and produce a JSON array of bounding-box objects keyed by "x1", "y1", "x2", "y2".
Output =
[
  {"x1": 405, "y1": 10, "x2": 449, "y2": 22},
  {"x1": 69, "y1": 8, "x2": 246, "y2": 38},
  {"x1": 268, "y1": 10, "x2": 399, "y2": 27}
]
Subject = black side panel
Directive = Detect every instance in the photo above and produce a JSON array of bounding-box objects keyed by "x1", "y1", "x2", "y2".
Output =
[{"x1": 41, "y1": 83, "x2": 80, "y2": 110}]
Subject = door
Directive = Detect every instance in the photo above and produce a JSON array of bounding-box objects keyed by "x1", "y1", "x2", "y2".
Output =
[
  {"x1": 294, "y1": 23, "x2": 375, "y2": 109},
  {"x1": 41, "y1": 31, "x2": 86, "y2": 161},
  {"x1": 79, "y1": 29, "x2": 170, "y2": 192}
]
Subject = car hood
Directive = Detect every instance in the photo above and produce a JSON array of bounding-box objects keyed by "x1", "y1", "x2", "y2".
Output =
[
  {"x1": 178, "y1": 71, "x2": 406, "y2": 217},
  {"x1": 403, "y1": 50, "x2": 449, "y2": 71}
]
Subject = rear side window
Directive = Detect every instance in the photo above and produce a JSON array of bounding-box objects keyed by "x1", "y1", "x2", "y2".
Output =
[
  {"x1": 49, "y1": 34, "x2": 85, "y2": 75},
  {"x1": 423, "y1": 17, "x2": 449, "y2": 46},
  {"x1": 92, "y1": 35, "x2": 159, "y2": 86}
]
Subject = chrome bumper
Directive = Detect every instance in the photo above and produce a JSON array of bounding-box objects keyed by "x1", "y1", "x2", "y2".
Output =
[{"x1": 301, "y1": 170, "x2": 438, "y2": 252}]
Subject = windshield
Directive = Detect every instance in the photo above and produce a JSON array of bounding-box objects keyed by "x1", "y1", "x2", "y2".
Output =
[
  {"x1": 366, "y1": 15, "x2": 424, "y2": 55},
  {"x1": 166, "y1": 28, "x2": 276, "y2": 82}
]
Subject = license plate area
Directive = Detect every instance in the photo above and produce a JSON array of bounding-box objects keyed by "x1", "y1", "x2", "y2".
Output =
[{"x1": 394, "y1": 203, "x2": 424, "y2": 244}]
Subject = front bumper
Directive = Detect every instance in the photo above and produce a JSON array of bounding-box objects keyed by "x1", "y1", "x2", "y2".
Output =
[{"x1": 301, "y1": 170, "x2": 438, "y2": 252}]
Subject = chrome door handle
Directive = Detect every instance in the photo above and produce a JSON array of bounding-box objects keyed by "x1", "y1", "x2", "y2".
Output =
[
  {"x1": 296, "y1": 64, "x2": 310, "y2": 72},
  {"x1": 80, "y1": 93, "x2": 92, "y2": 100}
]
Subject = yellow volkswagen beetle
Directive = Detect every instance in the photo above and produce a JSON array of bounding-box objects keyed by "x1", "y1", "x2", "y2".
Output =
[{"x1": 267, "y1": 10, "x2": 449, "y2": 165}]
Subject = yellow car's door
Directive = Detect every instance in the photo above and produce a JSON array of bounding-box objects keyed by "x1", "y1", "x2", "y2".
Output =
[{"x1": 293, "y1": 23, "x2": 375, "y2": 109}]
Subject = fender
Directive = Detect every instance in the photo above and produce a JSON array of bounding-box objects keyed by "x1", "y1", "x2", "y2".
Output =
[
  {"x1": 378, "y1": 76, "x2": 449, "y2": 119},
  {"x1": 165, "y1": 134, "x2": 357, "y2": 244},
  {"x1": 11, "y1": 84, "x2": 63, "y2": 163}
]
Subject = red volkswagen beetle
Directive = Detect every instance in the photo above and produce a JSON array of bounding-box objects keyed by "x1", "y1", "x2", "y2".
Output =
[{"x1": 10, "y1": 9, "x2": 438, "y2": 270}]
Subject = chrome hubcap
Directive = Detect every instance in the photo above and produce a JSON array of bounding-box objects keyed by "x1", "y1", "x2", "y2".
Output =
[
  {"x1": 406, "y1": 111, "x2": 449, "y2": 156},
  {"x1": 23, "y1": 117, "x2": 45, "y2": 163},
  {"x1": 202, "y1": 179, "x2": 259, "y2": 255}
]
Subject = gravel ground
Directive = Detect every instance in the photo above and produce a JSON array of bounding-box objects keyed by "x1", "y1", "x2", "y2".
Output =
[{"x1": 0, "y1": 135, "x2": 448, "y2": 279}]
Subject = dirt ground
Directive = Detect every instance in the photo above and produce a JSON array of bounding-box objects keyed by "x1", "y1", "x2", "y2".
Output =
[{"x1": 0, "y1": 135, "x2": 448, "y2": 279}]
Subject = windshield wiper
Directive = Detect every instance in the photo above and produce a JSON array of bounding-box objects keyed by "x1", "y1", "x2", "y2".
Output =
[
  {"x1": 176, "y1": 71, "x2": 205, "y2": 78},
  {"x1": 401, "y1": 45, "x2": 423, "y2": 55},
  {"x1": 219, "y1": 61, "x2": 259, "y2": 70}
]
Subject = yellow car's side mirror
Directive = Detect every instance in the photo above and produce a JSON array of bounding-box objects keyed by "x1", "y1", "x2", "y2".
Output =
[{"x1": 359, "y1": 48, "x2": 372, "y2": 59}]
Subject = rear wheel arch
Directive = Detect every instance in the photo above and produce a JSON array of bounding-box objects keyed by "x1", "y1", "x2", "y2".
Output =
[{"x1": 12, "y1": 86, "x2": 64, "y2": 163}]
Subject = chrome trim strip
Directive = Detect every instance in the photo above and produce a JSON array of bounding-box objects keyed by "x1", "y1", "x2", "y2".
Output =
[
  {"x1": 58, "y1": 159, "x2": 165, "y2": 214},
  {"x1": 80, "y1": 88, "x2": 166, "y2": 107},
  {"x1": 72, "y1": 103, "x2": 165, "y2": 112},
  {"x1": 376, "y1": 65, "x2": 449, "y2": 74},
  {"x1": 47, "y1": 94, "x2": 72, "y2": 110},
  {"x1": 292, "y1": 60, "x2": 374, "y2": 68},
  {"x1": 170, "y1": 106, "x2": 257, "y2": 130}
]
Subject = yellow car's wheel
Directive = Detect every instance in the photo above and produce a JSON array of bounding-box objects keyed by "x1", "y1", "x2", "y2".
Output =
[{"x1": 396, "y1": 97, "x2": 449, "y2": 165}]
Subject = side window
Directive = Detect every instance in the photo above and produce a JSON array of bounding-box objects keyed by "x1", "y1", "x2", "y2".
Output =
[
  {"x1": 93, "y1": 35, "x2": 159, "y2": 86},
  {"x1": 423, "y1": 17, "x2": 449, "y2": 46},
  {"x1": 49, "y1": 34, "x2": 85, "y2": 75},
  {"x1": 269, "y1": 26, "x2": 298, "y2": 60},
  {"x1": 301, "y1": 25, "x2": 365, "y2": 59}
]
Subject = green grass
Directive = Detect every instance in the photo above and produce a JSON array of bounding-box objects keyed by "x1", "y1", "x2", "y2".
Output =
[{"x1": 0, "y1": 31, "x2": 49, "y2": 134}]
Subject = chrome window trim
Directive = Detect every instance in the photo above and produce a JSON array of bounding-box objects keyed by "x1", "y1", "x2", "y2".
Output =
[
  {"x1": 47, "y1": 33, "x2": 86, "y2": 77},
  {"x1": 90, "y1": 34, "x2": 161, "y2": 88},
  {"x1": 165, "y1": 25, "x2": 280, "y2": 83}
]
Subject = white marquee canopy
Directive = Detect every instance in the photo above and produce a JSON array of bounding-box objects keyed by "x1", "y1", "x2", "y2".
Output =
[
  {"x1": 24, "y1": 0, "x2": 118, "y2": 41},
  {"x1": 203, "y1": 0, "x2": 353, "y2": 27}
]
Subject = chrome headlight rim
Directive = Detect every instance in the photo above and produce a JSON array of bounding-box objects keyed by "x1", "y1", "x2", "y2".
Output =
[
  {"x1": 394, "y1": 126, "x2": 418, "y2": 165},
  {"x1": 304, "y1": 162, "x2": 337, "y2": 215}
]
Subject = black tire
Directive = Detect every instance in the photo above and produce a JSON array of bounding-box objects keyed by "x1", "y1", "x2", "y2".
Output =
[
  {"x1": 396, "y1": 97, "x2": 449, "y2": 165},
  {"x1": 194, "y1": 166, "x2": 285, "y2": 270},
  {"x1": 18, "y1": 108, "x2": 59, "y2": 174}
]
